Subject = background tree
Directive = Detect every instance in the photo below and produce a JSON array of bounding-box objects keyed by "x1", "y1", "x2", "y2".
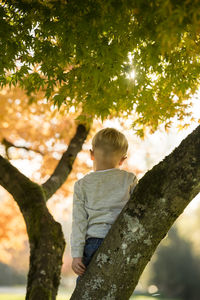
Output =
[
  {"x1": 0, "y1": 197, "x2": 28, "y2": 266},
  {"x1": 178, "y1": 201, "x2": 200, "y2": 256},
  {"x1": 0, "y1": 1, "x2": 200, "y2": 299},
  {"x1": 0, "y1": 261, "x2": 26, "y2": 286},
  {"x1": 151, "y1": 226, "x2": 200, "y2": 300}
]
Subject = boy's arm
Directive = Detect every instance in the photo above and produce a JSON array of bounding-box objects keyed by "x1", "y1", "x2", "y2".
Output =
[
  {"x1": 130, "y1": 174, "x2": 138, "y2": 194},
  {"x1": 70, "y1": 180, "x2": 88, "y2": 258}
]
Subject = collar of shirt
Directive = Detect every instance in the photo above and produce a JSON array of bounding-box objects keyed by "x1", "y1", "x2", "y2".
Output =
[{"x1": 93, "y1": 168, "x2": 118, "y2": 173}]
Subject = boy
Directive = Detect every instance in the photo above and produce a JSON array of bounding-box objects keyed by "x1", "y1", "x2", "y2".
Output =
[{"x1": 70, "y1": 127, "x2": 138, "y2": 284}]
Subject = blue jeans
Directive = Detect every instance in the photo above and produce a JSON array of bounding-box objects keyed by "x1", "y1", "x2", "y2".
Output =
[{"x1": 76, "y1": 237, "x2": 104, "y2": 285}]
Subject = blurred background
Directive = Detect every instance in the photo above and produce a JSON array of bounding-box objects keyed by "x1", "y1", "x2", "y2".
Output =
[{"x1": 0, "y1": 85, "x2": 200, "y2": 300}]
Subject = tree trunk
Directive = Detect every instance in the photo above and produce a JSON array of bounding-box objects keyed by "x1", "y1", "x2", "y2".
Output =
[
  {"x1": 0, "y1": 123, "x2": 89, "y2": 299},
  {"x1": 70, "y1": 124, "x2": 200, "y2": 300},
  {"x1": 0, "y1": 156, "x2": 66, "y2": 299},
  {"x1": 22, "y1": 185, "x2": 66, "y2": 299}
]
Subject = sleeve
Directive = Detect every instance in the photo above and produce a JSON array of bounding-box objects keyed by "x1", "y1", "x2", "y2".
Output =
[
  {"x1": 70, "y1": 180, "x2": 88, "y2": 258},
  {"x1": 130, "y1": 173, "x2": 138, "y2": 195}
]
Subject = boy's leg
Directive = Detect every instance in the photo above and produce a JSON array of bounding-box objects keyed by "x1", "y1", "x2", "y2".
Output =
[
  {"x1": 75, "y1": 237, "x2": 104, "y2": 286},
  {"x1": 83, "y1": 237, "x2": 104, "y2": 267},
  {"x1": 76, "y1": 274, "x2": 81, "y2": 284}
]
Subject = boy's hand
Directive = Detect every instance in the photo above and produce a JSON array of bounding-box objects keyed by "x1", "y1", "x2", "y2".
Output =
[{"x1": 72, "y1": 257, "x2": 86, "y2": 276}]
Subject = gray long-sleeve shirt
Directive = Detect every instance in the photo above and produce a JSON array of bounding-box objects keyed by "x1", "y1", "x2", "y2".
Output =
[{"x1": 70, "y1": 168, "x2": 138, "y2": 257}]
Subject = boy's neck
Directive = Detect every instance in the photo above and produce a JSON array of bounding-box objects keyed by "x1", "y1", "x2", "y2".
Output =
[{"x1": 93, "y1": 162, "x2": 118, "y2": 171}]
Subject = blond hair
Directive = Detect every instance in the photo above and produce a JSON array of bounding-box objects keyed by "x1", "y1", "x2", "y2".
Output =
[{"x1": 92, "y1": 128, "x2": 128, "y2": 163}]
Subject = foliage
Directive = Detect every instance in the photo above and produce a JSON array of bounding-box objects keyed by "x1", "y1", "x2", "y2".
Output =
[
  {"x1": 0, "y1": 85, "x2": 82, "y2": 180},
  {"x1": 0, "y1": 197, "x2": 27, "y2": 264},
  {"x1": 1, "y1": 0, "x2": 200, "y2": 135},
  {"x1": 151, "y1": 226, "x2": 200, "y2": 300}
]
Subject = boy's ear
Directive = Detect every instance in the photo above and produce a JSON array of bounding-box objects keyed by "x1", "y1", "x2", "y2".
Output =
[
  {"x1": 119, "y1": 155, "x2": 127, "y2": 166},
  {"x1": 90, "y1": 149, "x2": 94, "y2": 160}
]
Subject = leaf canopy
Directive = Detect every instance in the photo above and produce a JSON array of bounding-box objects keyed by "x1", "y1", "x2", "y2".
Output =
[{"x1": 1, "y1": 0, "x2": 200, "y2": 134}]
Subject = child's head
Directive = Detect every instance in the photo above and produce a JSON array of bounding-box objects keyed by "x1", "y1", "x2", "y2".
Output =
[{"x1": 91, "y1": 127, "x2": 128, "y2": 169}]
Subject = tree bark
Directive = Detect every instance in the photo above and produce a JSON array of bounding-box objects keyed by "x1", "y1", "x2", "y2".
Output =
[
  {"x1": 0, "y1": 123, "x2": 89, "y2": 299},
  {"x1": 70, "y1": 124, "x2": 200, "y2": 300}
]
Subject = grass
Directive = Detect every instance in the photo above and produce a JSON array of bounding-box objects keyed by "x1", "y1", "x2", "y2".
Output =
[
  {"x1": 0, "y1": 295, "x2": 177, "y2": 300},
  {"x1": 0, "y1": 296, "x2": 63, "y2": 300},
  {"x1": 0, "y1": 295, "x2": 70, "y2": 300}
]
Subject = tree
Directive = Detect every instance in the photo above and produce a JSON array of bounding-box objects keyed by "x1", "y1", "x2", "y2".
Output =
[
  {"x1": 1, "y1": 0, "x2": 200, "y2": 135},
  {"x1": 0, "y1": 1, "x2": 200, "y2": 299}
]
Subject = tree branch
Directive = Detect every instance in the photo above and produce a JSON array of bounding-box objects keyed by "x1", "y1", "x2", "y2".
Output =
[
  {"x1": 42, "y1": 124, "x2": 89, "y2": 201},
  {"x1": 2, "y1": 137, "x2": 44, "y2": 159},
  {"x1": 0, "y1": 154, "x2": 43, "y2": 209}
]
